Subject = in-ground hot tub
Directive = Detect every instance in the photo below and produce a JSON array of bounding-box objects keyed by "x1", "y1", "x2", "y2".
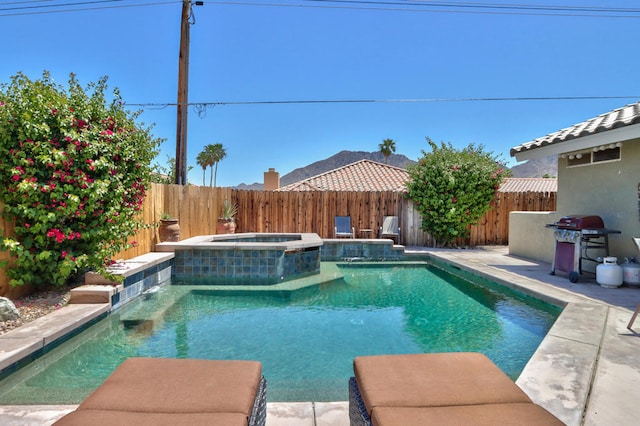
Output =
[{"x1": 156, "y1": 233, "x2": 323, "y2": 285}]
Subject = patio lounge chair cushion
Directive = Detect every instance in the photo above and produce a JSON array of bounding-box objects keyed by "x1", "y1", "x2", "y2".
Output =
[
  {"x1": 370, "y1": 403, "x2": 565, "y2": 426},
  {"x1": 353, "y1": 352, "x2": 531, "y2": 413},
  {"x1": 54, "y1": 358, "x2": 265, "y2": 426},
  {"x1": 53, "y1": 410, "x2": 248, "y2": 426}
]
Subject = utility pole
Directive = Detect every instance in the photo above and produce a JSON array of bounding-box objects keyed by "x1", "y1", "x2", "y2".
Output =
[{"x1": 175, "y1": 1, "x2": 202, "y2": 185}]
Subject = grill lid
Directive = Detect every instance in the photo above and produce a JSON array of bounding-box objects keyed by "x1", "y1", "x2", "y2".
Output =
[{"x1": 556, "y1": 215, "x2": 605, "y2": 230}]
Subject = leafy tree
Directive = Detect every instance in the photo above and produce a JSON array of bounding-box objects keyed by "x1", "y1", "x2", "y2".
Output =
[
  {"x1": 405, "y1": 138, "x2": 510, "y2": 247},
  {"x1": 0, "y1": 72, "x2": 162, "y2": 287},
  {"x1": 379, "y1": 138, "x2": 396, "y2": 164},
  {"x1": 151, "y1": 155, "x2": 186, "y2": 185}
]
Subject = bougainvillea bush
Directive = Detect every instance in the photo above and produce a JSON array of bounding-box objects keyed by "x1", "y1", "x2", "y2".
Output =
[
  {"x1": 406, "y1": 138, "x2": 510, "y2": 247},
  {"x1": 0, "y1": 72, "x2": 161, "y2": 287}
]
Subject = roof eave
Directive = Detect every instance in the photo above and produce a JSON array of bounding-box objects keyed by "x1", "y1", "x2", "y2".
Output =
[{"x1": 512, "y1": 123, "x2": 640, "y2": 162}]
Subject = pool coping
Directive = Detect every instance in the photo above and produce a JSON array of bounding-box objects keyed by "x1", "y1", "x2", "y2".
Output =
[
  {"x1": 2, "y1": 246, "x2": 640, "y2": 425},
  {"x1": 0, "y1": 304, "x2": 110, "y2": 373},
  {"x1": 154, "y1": 232, "x2": 324, "y2": 251}
]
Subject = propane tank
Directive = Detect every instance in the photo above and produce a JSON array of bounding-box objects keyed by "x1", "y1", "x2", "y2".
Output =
[
  {"x1": 621, "y1": 261, "x2": 640, "y2": 287},
  {"x1": 596, "y1": 257, "x2": 623, "y2": 288}
]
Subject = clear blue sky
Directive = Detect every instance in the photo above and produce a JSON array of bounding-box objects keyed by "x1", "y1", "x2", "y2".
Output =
[{"x1": 2, "y1": 1, "x2": 639, "y2": 187}]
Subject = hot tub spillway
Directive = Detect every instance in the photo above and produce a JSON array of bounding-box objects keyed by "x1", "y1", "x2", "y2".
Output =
[{"x1": 161, "y1": 233, "x2": 323, "y2": 285}]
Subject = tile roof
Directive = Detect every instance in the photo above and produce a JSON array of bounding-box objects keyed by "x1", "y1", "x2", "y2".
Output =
[
  {"x1": 276, "y1": 159, "x2": 409, "y2": 192},
  {"x1": 510, "y1": 100, "x2": 640, "y2": 157},
  {"x1": 498, "y1": 178, "x2": 557, "y2": 193},
  {"x1": 276, "y1": 161, "x2": 556, "y2": 194}
]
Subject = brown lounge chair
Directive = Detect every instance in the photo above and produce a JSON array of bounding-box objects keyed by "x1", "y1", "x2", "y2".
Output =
[
  {"x1": 349, "y1": 352, "x2": 564, "y2": 426},
  {"x1": 54, "y1": 357, "x2": 267, "y2": 426}
]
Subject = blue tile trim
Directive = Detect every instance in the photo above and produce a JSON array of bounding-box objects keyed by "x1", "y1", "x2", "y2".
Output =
[
  {"x1": 0, "y1": 311, "x2": 108, "y2": 379},
  {"x1": 172, "y1": 247, "x2": 321, "y2": 285},
  {"x1": 113, "y1": 259, "x2": 173, "y2": 310},
  {"x1": 320, "y1": 241, "x2": 404, "y2": 261}
]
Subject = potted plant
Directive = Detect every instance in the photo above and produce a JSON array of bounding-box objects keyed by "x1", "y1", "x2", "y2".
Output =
[
  {"x1": 159, "y1": 212, "x2": 180, "y2": 242},
  {"x1": 216, "y1": 200, "x2": 238, "y2": 234}
]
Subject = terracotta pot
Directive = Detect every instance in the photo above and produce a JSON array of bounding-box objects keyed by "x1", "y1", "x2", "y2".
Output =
[
  {"x1": 159, "y1": 219, "x2": 180, "y2": 242},
  {"x1": 216, "y1": 219, "x2": 236, "y2": 234}
]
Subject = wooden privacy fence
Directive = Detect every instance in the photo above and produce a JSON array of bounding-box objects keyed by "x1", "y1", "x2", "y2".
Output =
[
  {"x1": 0, "y1": 184, "x2": 555, "y2": 296},
  {"x1": 466, "y1": 190, "x2": 557, "y2": 247},
  {"x1": 115, "y1": 183, "x2": 234, "y2": 259},
  {"x1": 233, "y1": 189, "x2": 556, "y2": 247},
  {"x1": 126, "y1": 185, "x2": 556, "y2": 250},
  {"x1": 234, "y1": 190, "x2": 404, "y2": 238}
]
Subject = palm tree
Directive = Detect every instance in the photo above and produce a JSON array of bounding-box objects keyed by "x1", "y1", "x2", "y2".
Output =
[
  {"x1": 379, "y1": 138, "x2": 396, "y2": 164},
  {"x1": 205, "y1": 143, "x2": 226, "y2": 188},
  {"x1": 195, "y1": 151, "x2": 209, "y2": 186}
]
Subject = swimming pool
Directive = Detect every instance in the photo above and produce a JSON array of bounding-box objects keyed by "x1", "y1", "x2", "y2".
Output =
[{"x1": 0, "y1": 261, "x2": 560, "y2": 404}]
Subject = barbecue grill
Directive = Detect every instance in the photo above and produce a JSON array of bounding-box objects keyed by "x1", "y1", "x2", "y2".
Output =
[{"x1": 547, "y1": 215, "x2": 621, "y2": 283}]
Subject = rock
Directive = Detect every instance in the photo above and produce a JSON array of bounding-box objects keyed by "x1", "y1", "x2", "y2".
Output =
[{"x1": 0, "y1": 297, "x2": 20, "y2": 321}]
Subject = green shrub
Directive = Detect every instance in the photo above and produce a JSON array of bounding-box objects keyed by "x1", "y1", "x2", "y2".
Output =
[
  {"x1": 406, "y1": 138, "x2": 510, "y2": 247},
  {"x1": 0, "y1": 72, "x2": 162, "y2": 287}
]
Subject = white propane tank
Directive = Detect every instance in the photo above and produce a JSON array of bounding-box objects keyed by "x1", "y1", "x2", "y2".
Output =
[
  {"x1": 596, "y1": 257, "x2": 623, "y2": 288},
  {"x1": 621, "y1": 262, "x2": 640, "y2": 286}
]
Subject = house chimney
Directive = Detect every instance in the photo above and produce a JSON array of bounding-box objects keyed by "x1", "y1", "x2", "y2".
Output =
[{"x1": 264, "y1": 168, "x2": 280, "y2": 190}]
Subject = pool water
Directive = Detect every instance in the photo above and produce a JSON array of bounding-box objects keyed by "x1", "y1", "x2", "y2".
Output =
[{"x1": 0, "y1": 262, "x2": 560, "y2": 404}]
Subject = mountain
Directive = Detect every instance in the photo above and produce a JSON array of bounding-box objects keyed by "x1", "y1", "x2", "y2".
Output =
[
  {"x1": 235, "y1": 151, "x2": 416, "y2": 190},
  {"x1": 510, "y1": 155, "x2": 558, "y2": 178}
]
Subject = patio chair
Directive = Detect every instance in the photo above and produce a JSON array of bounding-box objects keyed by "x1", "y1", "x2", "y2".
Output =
[
  {"x1": 335, "y1": 216, "x2": 355, "y2": 238},
  {"x1": 349, "y1": 352, "x2": 563, "y2": 426},
  {"x1": 54, "y1": 358, "x2": 267, "y2": 426},
  {"x1": 379, "y1": 216, "x2": 400, "y2": 243}
]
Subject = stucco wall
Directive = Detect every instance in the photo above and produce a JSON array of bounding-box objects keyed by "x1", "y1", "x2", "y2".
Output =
[
  {"x1": 556, "y1": 138, "x2": 640, "y2": 259},
  {"x1": 508, "y1": 211, "x2": 560, "y2": 264}
]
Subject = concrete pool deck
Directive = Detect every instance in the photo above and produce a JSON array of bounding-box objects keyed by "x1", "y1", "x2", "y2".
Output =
[
  {"x1": 1, "y1": 245, "x2": 640, "y2": 425},
  {"x1": 419, "y1": 246, "x2": 640, "y2": 426}
]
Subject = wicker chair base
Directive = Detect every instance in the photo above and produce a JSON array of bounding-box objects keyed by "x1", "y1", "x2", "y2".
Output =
[
  {"x1": 250, "y1": 376, "x2": 268, "y2": 426},
  {"x1": 348, "y1": 377, "x2": 372, "y2": 426}
]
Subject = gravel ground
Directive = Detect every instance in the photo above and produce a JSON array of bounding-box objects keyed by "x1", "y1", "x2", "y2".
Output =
[{"x1": 0, "y1": 287, "x2": 72, "y2": 335}]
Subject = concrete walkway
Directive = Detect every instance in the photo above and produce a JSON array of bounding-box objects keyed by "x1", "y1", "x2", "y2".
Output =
[{"x1": 2, "y1": 246, "x2": 640, "y2": 425}]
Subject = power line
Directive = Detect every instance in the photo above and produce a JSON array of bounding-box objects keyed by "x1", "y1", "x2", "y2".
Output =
[
  {"x1": 0, "y1": 0, "x2": 178, "y2": 16},
  {"x1": 0, "y1": 0, "x2": 125, "y2": 11},
  {"x1": 209, "y1": 0, "x2": 640, "y2": 18},
  {"x1": 3, "y1": 0, "x2": 640, "y2": 18},
  {"x1": 125, "y1": 95, "x2": 640, "y2": 114},
  {"x1": 0, "y1": 0, "x2": 57, "y2": 5},
  {"x1": 306, "y1": 0, "x2": 640, "y2": 14}
]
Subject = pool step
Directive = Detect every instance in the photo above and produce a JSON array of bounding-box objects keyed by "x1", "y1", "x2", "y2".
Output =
[
  {"x1": 118, "y1": 285, "x2": 190, "y2": 336},
  {"x1": 70, "y1": 285, "x2": 122, "y2": 304}
]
